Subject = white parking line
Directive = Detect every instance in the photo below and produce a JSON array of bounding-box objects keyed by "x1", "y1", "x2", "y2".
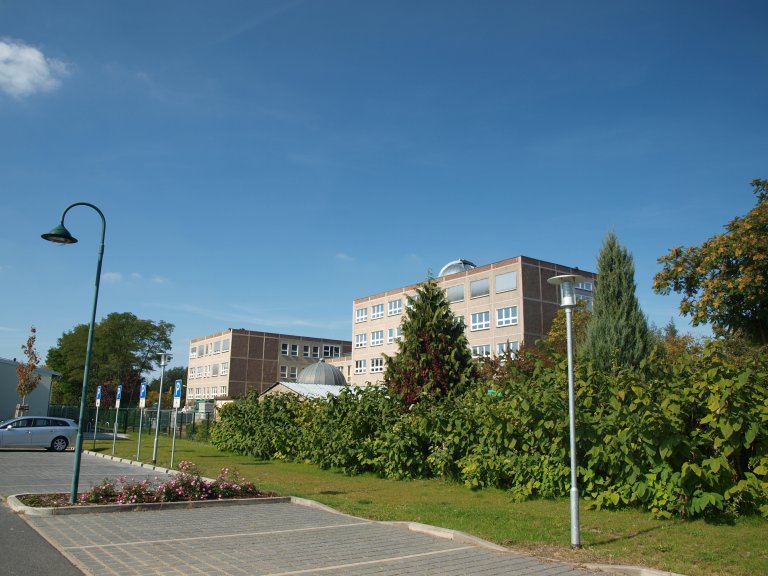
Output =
[
  {"x1": 61, "y1": 520, "x2": 373, "y2": 550},
  {"x1": 260, "y1": 546, "x2": 476, "y2": 576}
]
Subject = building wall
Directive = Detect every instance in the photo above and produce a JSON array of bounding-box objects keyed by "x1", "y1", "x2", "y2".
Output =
[
  {"x1": 349, "y1": 256, "x2": 595, "y2": 386},
  {"x1": 187, "y1": 329, "x2": 352, "y2": 401},
  {"x1": 0, "y1": 357, "x2": 58, "y2": 421}
]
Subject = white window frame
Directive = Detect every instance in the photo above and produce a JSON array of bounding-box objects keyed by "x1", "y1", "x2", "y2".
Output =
[
  {"x1": 290, "y1": 344, "x2": 299, "y2": 357},
  {"x1": 354, "y1": 359, "x2": 367, "y2": 374},
  {"x1": 220, "y1": 362, "x2": 229, "y2": 376},
  {"x1": 281, "y1": 343, "x2": 289, "y2": 356},
  {"x1": 189, "y1": 346, "x2": 198, "y2": 359},
  {"x1": 355, "y1": 334, "x2": 367, "y2": 348},
  {"x1": 496, "y1": 306, "x2": 519, "y2": 327},
  {"x1": 388, "y1": 299, "x2": 403, "y2": 316},
  {"x1": 472, "y1": 344, "x2": 491, "y2": 358},
  {"x1": 470, "y1": 311, "x2": 491, "y2": 331},
  {"x1": 371, "y1": 330, "x2": 384, "y2": 346},
  {"x1": 356, "y1": 307, "x2": 368, "y2": 323},
  {"x1": 371, "y1": 303, "x2": 384, "y2": 319},
  {"x1": 371, "y1": 357, "x2": 384, "y2": 373},
  {"x1": 222, "y1": 339, "x2": 230, "y2": 352},
  {"x1": 280, "y1": 365, "x2": 288, "y2": 379},
  {"x1": 303, "y1": 345, "x2": 311, "y2": 357}
]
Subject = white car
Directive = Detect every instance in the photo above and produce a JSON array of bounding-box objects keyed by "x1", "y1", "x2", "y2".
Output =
[{"x1": 0, "y1": 416, "x2": 78, "y2": 451}]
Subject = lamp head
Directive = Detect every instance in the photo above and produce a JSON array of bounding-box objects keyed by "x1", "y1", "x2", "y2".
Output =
[
  {"x1": 547, "y1": 274, "x2": 588, "y2": 307},
  {"x1": 41, "y1": 224, "x2": 78, "y2": 244}
]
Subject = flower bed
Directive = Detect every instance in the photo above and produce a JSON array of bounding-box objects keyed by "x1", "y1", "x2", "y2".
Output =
[{"x1": 17, "y1": 461, "x2": 277, "y2": 508}]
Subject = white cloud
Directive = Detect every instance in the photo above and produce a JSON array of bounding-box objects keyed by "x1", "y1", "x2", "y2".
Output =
[
  {"x1": 151, "y1": 276, "x2": 169, "y2": 285},
  {"x1": 335, "y1": 253, "x2": 355, "y2": 262},
  {"x1": 102, "y1": 272, "x2": 123, "y2": 283},
  {"x1": 0, "y1": 38, "x2": 70, "y2": 98},
  {"x1": 130, "y1": 272, "x2": 142, "y2": 280}
]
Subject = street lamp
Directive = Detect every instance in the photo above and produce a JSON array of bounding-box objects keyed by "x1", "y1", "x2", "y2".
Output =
[
  {"x1": 42, "y1": 202, "x2": 106, "y2": 504},
  {"x1": 151, "y1": 352, "x2": 172, "y2": 465},
  {"x1": 547, "y1": 273, "x2": 587, "y2": 549}
]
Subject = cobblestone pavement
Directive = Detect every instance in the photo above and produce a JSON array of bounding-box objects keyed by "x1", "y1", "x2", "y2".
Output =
[{"x1": 1, "y1": 450, "x2": 604, "y2": 576}]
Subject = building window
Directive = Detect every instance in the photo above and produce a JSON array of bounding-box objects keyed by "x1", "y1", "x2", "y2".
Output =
[
  {"x1": 575, "y1": 281, "x2": 593, "y2": 291},
  {"x1": 471, "y1": 311, "x2": 491, "y2": 331},
  {"x1": 197, "y1": 344, "x2": 204, "y2": 357},
  {"x1": 371, "y1": 304, "x2": 384, "y2": 319},
  {"x1": 371, "y1": 357, "x2": 384, "y2": 373},
  {"x1": 354, "y1": 359, "x2": 367, "y2": 374},
  {"x1": 289, "y1": 367, "x2": 298, "y2": 381},
  {"x1": 388, "y1": 299, "x2": 403, "y2": 316},
  {"x1": 221, "y1": 362, "x2": 229, "y2": 376},
  {"x1": 212, "y1": 364, "x2": 220, "y2": 377},
  {"x1": 281, "y1": 343, "x2": 289, "y2": 356},
  {"x1": 387, "y1": 328, "x2": 394, "y2": 344},
  {"x1": 371, "y1": 330, "x2": 384, "y2": 346},
  {"x1": 470, "y1": 278, "x2": 489, "y2": 298},
  {"x1": 205, "y1": 343, "x2": 212, "y2": 355},
  {"x1": 220, "y1": 386, "x2": 226, "y2": 396},
  {"x1": 355, "y1": 334, "x2": 367, "y2": 348},
  {"x1": 188, "y1": 367, "x2": 195, "y2": 379},
  {"x1": 280, "y1": 365, "x2": 288, "y2": 379},
  {"x1": 222, "y1": 338, "x2": 230, "y2": 352},
  {"x1": 446, "y1": 285, "x2": 464, "y2": 303},
  {"x1": 303, "y1": 345, "x2": 310, "y2": 357},
  {"x1": 495, "y1": 271, "x2": 518, "y2": 293},
  {"x1": 312, "y1": 346, "x2": 320, "y2": 358},
  {"x1": 324, "y1": 345, "x2": 340, "y2": 357},
  {"x1": 356, "y1": 307, "x2": 368, "y2": 323},
  {"x1": 472, "y1": 344, "x2": 491, "y2": 358},
  {"x1": 496, "y1": 306, "x2": 519, "y2": 327},
  {"x1": 189, "y1": 346, "x2": 197, "y2": 359},
  {"x1": 213, "y1": 340, "x2": 221, "y2": 354},
  {"x1": 290, "y1": 344, "x2": 299, "y2": 357},
  {"x1": 497, "y1": 341, "x2": 520, "y2": 356}
]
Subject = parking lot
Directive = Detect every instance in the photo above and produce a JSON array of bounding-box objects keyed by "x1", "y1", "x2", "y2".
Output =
[{"x1": 0, "y1": 450, "x2": 609, "y2": 576}]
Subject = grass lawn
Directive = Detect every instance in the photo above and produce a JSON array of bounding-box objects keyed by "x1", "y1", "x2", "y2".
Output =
[{"x1": 93, "y1": 434, "x2": 767, "y2": 576}]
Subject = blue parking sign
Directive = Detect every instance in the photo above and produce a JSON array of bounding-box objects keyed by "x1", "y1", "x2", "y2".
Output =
[
  {"x1": 139, "y1": 381, "x2": 147, "y2": 408},
  {"x1": 116, "y1": 385, "x2": 122, "y2": 400}
]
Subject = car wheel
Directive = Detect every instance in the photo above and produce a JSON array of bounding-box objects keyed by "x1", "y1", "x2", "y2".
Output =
[{"x1": 50, "y1": 437, "x2": 69, "y2": 452}]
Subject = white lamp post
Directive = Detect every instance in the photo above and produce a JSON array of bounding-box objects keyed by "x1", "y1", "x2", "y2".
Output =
[{"x1": 547, "y1": 273, "x2": 587, "y2": 549}]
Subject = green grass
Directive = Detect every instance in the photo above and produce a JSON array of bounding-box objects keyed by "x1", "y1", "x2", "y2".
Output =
[{"x1": 93, "y1": 435, "x2": 767, "y2": 576}]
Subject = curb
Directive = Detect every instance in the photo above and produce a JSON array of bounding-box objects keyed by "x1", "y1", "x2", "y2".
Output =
[
  {"x1": 584, "y1": 565, "x2": 686, "y2": 576},
  {"x1": 7, "y1": 494, "x2": 291, "y2": 516}
]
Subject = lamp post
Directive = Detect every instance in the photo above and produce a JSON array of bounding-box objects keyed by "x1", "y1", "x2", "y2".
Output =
[
  {"x1": 151, "y1": 352, "x2": 171, "y2": 465},
  {"x1": 41, "y1": 202, "x2": 106, "y2": 504},
  {"x1": 547, "y1": 273, "x2": 587, "y2": 549}
]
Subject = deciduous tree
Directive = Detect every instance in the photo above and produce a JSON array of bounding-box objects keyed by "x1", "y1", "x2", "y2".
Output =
[
  {"x1": 47, "y1": 312, "x2": 173, "y2": 406},
  {"x1": 15, "y1": 326, "x2": 41, "y2": 409},
  {"x1": 654, "y1": 179, "x2": 768, "y2": 344}
]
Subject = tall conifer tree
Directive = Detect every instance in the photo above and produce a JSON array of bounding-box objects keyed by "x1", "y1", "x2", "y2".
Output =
[
  {"x1": 584, "y1": 232, "x2": 653, "y2": 372},
  {"x1": 383, "y1": 277, "x2": 475, "y2": 404}
]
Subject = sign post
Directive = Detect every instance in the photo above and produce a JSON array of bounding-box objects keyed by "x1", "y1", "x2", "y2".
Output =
[
  {"x1": 93, "y1": 385, "x2": 102, "y2": 449},
  {"x1": 170, "y1": 379, "x2": 182, "y2": 467},
  {"x1": 111, "y1": 385, "x2": 122, "y2": 456},
  {"x1": 137, "y1": 381, "x2": 147, "y2": 461}
]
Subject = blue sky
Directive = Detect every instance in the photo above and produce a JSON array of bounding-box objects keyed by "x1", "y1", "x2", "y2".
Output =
[{"x1": 1, "y1": 1, "x2": 766, "y2": 371}]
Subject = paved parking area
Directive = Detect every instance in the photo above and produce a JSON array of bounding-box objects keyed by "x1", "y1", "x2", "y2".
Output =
[{"x1": 1, "y1": 450, "x2": 606, "y2": 576}]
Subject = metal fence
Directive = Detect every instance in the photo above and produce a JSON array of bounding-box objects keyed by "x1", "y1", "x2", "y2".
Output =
[{"x1": 47, "y1": 405, "x2": 213, "y2": 441}]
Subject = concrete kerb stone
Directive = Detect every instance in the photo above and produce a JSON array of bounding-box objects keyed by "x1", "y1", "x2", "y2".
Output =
[{"x1": 584, "y1": 565, "x2": 686, "y2": 576}]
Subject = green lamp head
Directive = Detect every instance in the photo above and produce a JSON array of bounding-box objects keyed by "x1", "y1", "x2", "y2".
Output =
[{"x1": 42, "y1": 223, "x2": 78, "y2": 244}]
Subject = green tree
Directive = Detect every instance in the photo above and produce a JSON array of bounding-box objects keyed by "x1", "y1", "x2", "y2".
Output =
[
  {"x1": 654, "y1": 179, "x2": 768, "y2": 344},
  {"x1": 542, "y1": 298, "x2": 592, "y2": 356},
  {"x1": 383, "y1": 277, "x2": 475, "y2": 405},
  {"x1": 584, "y1": 232, "x2": 654, "y2": 372},
  {"x1": 15, "y1": 326, "x2": 41, "y2": 409},
  {"x1": 146, "y1": 366, "x2": 188, "y2": 408},
  {"x1": 47, "y1": 312, "x2": 174, "y2": 406}
]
